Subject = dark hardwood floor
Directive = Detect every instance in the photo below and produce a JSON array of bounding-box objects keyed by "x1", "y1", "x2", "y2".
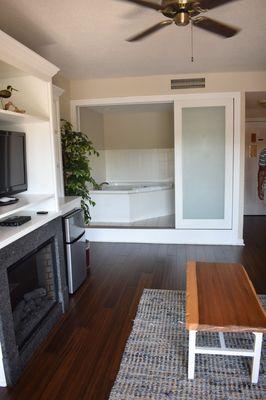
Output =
[{"x1": 0, "y1": 216, "x2": 265, "y2": 400}]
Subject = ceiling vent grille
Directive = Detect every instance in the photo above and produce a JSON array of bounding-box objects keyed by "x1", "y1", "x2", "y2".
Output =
[{"x1": 171, "y1": 78, "x2": 205, "y2": 90}]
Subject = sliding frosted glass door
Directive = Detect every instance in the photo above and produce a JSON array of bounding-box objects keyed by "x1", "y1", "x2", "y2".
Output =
[{"x1": 175, "y1": 98, "x2": 234, "y2": 229}]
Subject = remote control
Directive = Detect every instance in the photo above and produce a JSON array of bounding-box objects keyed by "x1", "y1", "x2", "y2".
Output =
[{"x1": 0, "y1": 216, "x2": 32, "y2": 227}]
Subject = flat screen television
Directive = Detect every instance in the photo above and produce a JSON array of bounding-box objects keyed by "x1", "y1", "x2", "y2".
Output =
[{"x1": 0, "y1": 131, "x2": 27, "y2": 199}]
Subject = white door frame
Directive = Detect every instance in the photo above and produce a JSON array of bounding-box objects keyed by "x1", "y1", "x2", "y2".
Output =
[{"x1": 70, "y1": 92, "x2": 243, "y2": 245}]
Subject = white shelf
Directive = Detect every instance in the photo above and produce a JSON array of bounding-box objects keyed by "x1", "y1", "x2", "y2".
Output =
[
  {"x1": 0, "y1": 108, "x2": 48, "y2": 124},
  {"x1": 0, "y1": 196, "x2": 81, "y2": 250},
  {"x1": 0, "y1": 211, "x2": 60, "y2": 250},
  {"x1": 0, "y1": 194, "x2": 54, "y2": 219}
]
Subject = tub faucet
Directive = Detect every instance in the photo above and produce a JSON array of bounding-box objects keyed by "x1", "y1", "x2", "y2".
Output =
[
  {"x1": 96, "y1": 182, "x2": 109, "y2": 190},
  {"x1": 93, "y1": 182, "x2": 109, "y2": 190}
]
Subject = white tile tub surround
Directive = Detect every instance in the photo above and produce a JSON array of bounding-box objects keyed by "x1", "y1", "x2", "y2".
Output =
[
  {"x1": 90, "y1": 184, "x2": 174, "y2": 223},
  {"x1": 105, "y1": 149, "x2": 174, "y2": 183},
  {"x1": 0, "y1": 343, "x2": 7, "y2": 387}
]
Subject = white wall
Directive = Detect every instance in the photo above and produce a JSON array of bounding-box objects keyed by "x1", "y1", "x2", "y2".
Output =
[
  {"x1": 79, "y1": 107, "x2": 174, "y2": 183},
  {"x1": 52, "y1": 73, "x2": 71, "y2": 121},
  {"x1": 80, "y1": 107, "x2": 105, "y2": 149},
  {"x1": 70, "y1": 70, "x2": 266, "y2": 221},
  {"x1": 69, "y1": 71, "x2": 266, "y2": 244},
  {"x1": 70, "y1": 71, "x2": 266, "y2": 99},
  {"x1": 244, "y1": 120, "x2": 266, "y2": 215},
  {"x1": 70, "y1": 70, "x2": 266, "y2": 198},
  {"x1": 79, "y1": 107, "x2": 106, "y2": 183},
  {"x1": 103, "y1": 110, "x2": 174, "y2": 149}
]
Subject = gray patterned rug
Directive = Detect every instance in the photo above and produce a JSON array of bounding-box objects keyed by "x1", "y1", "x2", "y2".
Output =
[{"x1": 109, "y1": 289, "x2": 265, "y2": 400}]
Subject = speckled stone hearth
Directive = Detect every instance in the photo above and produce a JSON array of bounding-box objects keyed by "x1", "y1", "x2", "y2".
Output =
[{"x1": 0, "y1": 217, "x2": 69, "y2": 386}]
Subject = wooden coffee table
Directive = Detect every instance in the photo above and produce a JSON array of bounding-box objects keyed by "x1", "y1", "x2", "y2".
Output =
[{"x1": 186, "y1": 261, "x2": 266, "y2": 384}]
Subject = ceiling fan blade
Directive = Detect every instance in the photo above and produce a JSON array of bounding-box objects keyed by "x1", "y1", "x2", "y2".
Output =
[
  {"x1": 122, "y1": 0, "x2": 163, "y2": 10},
  {"x1": 127, "y1": 20, "x2": 173, "y2": 41},
  {"x1": 193, "y1": 16, "x2": 240, "y2": 37},
  {"x1": 198, "y1": 0, "x2": 239, "y2": 11}
]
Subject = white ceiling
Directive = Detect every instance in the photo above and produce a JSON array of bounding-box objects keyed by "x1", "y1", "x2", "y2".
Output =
[{"x1": 0, "y1": 0, "x2": 265, "y2": 79}]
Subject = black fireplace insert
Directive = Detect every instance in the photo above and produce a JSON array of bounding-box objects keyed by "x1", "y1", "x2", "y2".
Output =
[{"x1": 7, "y1": 239, "x2": 59, "y2": 349}]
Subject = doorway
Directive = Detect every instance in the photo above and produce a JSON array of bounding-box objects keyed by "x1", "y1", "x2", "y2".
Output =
[
  {"x1": 245, "y1": 92, "x2": 266, "y2": 215},
  {"x1": 79, "y1": 102, "x2": 175, "y2": 228},
  {"x1": 71, "y1": 93, "x2": 242, "y2": 245}
]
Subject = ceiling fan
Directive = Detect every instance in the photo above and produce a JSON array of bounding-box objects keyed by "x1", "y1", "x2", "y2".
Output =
[{"x1": 123, "y1": 0, "x2": 241, "y2": 41}]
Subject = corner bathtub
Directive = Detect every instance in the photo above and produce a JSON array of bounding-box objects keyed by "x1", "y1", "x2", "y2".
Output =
[{"x1": 89, "y1": 182, "x2": 174, "y2": 223}]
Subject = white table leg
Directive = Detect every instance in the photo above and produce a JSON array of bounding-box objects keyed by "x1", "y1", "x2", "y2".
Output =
[
  {"x1": 218, "y1": 332, "x2": 226, "y2": 349},
  {"x1": 188, "y1": 330, "x2": 197, "y2": 380},
  {"x1": 251, "y1": 332, "x2": 263, "y2": 384}
]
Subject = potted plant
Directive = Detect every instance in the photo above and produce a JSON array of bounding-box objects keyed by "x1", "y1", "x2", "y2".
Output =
[{"x1": 61, "y1": 119, "x2": 99, "y2": 224}]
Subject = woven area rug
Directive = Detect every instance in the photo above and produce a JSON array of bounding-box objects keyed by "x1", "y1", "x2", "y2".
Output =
[{"x1": 109, "y1": 289, "x2": 265, "y2": 400}]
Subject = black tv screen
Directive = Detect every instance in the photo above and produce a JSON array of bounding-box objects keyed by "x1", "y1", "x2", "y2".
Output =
[{"x1": 0, "y1": 131, "x2": 27, "y2": 197}]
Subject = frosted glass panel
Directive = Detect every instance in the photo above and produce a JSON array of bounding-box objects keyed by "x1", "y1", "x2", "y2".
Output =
[{"x1": 182, "y1": 107, "x2": 225, "y2": 219}]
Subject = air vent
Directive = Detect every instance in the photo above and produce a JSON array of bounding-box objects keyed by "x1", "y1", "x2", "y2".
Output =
[{"x1": 171, "y1": 78, "x2": 205, "y2": 90}]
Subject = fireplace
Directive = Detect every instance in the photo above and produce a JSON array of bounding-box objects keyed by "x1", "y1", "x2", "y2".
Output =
[
  {"x1": 8, "y1": 240, "x2": 58, "y2": 350},
  {"x1": 0, "y1": 217, "x2": 69, "y2": 386}
]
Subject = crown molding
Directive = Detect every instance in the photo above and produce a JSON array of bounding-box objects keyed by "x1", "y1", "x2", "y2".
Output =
[
  {"x1": 52, "y1": 84, "x2": 65, "y2": 99},
  {"x1": 0, "y1": 29, "x2": 59, "y2": 81}
]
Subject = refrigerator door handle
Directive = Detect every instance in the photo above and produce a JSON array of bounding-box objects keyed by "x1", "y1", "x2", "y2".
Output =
[{"x1": 66, "y1": 230, "x2": 86, "y2": 245}]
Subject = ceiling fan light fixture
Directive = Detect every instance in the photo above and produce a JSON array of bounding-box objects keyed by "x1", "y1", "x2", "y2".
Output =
[
  {"x1": 174, "y1": 11, "x2": 190, "y2": 26},
  {"x1": 124, "y1": 0, "x2": 241, "y2": 41}
]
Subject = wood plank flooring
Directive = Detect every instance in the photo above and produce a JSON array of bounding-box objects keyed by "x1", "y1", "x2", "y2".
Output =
[{"x1": 0, "y1": 216, "x2": 265, "y2": 400}]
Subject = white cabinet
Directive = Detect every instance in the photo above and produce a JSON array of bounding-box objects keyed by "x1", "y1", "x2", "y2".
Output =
[
  {"x1": 0, "y1": 28, "x2": 67, "y2": 388},
  {"x1": 0, "y1": 33, "x2": 61, "y2": 213}
]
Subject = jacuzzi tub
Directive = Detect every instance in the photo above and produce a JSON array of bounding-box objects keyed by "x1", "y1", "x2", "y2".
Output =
[{"x1": 89, "y1": 182, "x2": 174, "y2": 223}]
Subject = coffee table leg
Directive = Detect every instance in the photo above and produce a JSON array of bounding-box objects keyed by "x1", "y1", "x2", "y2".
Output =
[
  {"x1": 188, "y1": 330, "x2": 197, "y2": 380},
  {"x1": 218, "y1": 332, "x2": 226, "y2": 349},
  {"x1": 251, "y1": 332, "x2": 263, "y2": 384}
]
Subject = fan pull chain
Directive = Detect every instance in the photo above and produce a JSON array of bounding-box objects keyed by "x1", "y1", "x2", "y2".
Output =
[{"x1": 191, "y1": 23, "x2": 194, "y2": 63}]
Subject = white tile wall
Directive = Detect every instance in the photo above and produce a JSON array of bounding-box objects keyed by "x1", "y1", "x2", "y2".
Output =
[{"x1": 104, "y1": 149, "x2": 174, "y2": 182}]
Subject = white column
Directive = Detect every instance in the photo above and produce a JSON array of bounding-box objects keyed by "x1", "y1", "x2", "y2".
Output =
[
  {"x1": 188, "y1": 330, "x2": 197, "y2": 380},
  {"x1": 251, "y1": 332, "x2": 263, "y2": 384},
  {"x1": 0, "y1": 343, "x2": 7, "y2": 387}
]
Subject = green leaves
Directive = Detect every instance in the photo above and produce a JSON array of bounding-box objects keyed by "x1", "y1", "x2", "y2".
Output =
[{"x1": 61, "y1": 119, "x2": 99, "y2": 224}]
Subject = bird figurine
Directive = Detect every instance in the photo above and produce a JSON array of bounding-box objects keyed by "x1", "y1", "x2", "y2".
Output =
[{"x1": 0, "y1": 85, "x2": 18, "y2": 108}]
